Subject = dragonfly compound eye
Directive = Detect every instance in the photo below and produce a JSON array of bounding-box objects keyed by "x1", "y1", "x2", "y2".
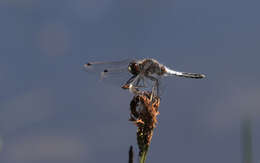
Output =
[{"x1": 128, "y1": 62, "x2": 139, "y2": 75}]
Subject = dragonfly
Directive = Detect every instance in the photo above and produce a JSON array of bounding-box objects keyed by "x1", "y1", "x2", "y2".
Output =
[{"x1": 83, "y1": 58, "x2": 206, "y2": 97}]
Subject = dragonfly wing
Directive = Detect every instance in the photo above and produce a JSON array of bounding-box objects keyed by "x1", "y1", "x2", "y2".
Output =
[
  {"x1": 83, "y1": 58, "x2": 134, "y2": 74},
  {"x1": 83, "y1": 59, "x2": 134, "y2": 87},
  {"x1": 101, "y1": 67, "x2": 133, "y2": 87}
]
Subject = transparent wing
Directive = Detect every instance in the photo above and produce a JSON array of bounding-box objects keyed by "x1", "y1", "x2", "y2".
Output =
[
  {"x1": 83, "y1": 58, "x2": 134, "y2": 87},
  {"x1": 101, "y1": 67, "x2": 134, "y2": 87},
  {"x1": 83, "y1": 58, "x2": 134, "y2": 74}
]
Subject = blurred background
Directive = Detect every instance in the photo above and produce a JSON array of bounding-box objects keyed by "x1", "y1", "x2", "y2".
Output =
[{"x1": 0, "y1": 0, "x2": 259, "y2": 163}]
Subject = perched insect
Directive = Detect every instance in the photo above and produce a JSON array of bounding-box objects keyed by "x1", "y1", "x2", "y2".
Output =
[{"x1": 84, "y1": 58, "x2": 205, "y2": 97}]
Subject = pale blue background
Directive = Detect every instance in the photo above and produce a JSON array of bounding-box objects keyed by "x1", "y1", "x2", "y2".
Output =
[{"x1": 0, "y1": 0, "x2": 260, "y2": 162}]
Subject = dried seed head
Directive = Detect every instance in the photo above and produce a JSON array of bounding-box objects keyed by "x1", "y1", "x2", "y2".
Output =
[{"x1": 129, "y1": 91, "x2": 160, "y2": 156}]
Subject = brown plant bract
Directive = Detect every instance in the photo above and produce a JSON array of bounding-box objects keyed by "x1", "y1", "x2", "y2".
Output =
[{"x1": 129, "y1": 91, "x2": 160, "y2": 156}]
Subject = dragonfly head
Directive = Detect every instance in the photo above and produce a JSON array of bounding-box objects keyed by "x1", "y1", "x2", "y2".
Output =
[{"x1": 128, "y1": 61, "x2": 140, "y2": 75}]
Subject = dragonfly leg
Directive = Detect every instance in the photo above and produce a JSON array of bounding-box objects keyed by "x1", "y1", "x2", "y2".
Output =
[
  {"x1": 145, "y1": 76, "x2": 159, "y2": 100},
  {"x1": 135, "y1": 76, "x2": 147, "y2": 88},
  {"x1": 128, "y1": 75, "x2": 142, "y2": 95},
  {"x1": 121, "y1": 75, "x2": 137, "y2": 89}
]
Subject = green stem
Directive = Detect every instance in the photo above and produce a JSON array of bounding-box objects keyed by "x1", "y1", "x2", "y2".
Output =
[{"x1": 139, "y1": 145, "x2": 149, "y2": 163}]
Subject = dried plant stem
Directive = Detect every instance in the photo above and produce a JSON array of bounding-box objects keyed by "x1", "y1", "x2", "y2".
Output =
[
  {"x1": 128, "y1": 146, "x2": 134, "y2": 163},
  {"x1": 129, "y1": 92, "x2": 160, "y2": 163},
  {"x1": 241, "y1": 115, "x2": 253, "y2": 163}
]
